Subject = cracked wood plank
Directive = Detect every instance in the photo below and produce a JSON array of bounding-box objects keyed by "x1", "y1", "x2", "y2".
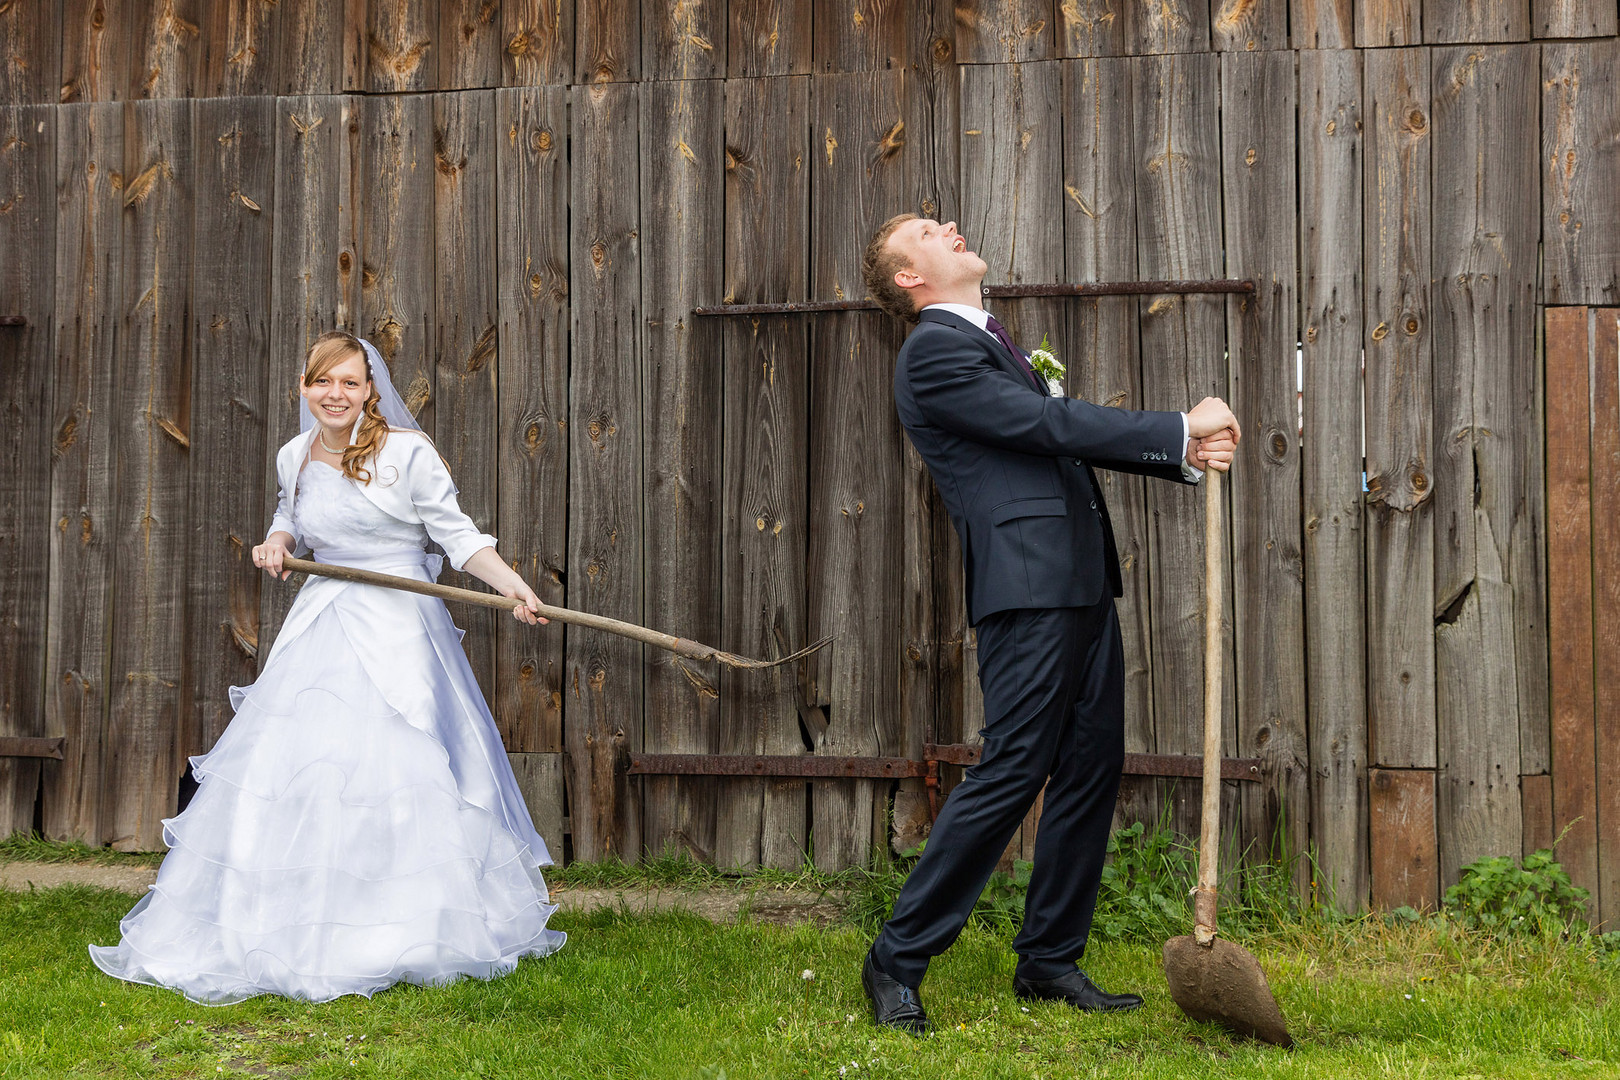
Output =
[
  {"x1": 1300, "y1": 49, "x2": 1368, "y2": 913},
  {"x1": 434, "y1": 89, "x2": 500, "y2": 695},
  {"x1": 567, "y1": 81, "x2": 643, "y2": 861},
  {"x1": 0, "y1": 103, "x2": 55, "y2": 834},
  {"x1": 641, "y1": 77, "x2": 724, "y2": 863},
  {"x1": 494, "y1": 85, "x2": 568, "y2": 755},
  {"x1": 185, "y1": 95, "x2": 273, "y2": 765},
  {"x1": 718, "y1": 76, "x2": 810, "y2": 869},
  {"x1": 1430, "y1": 44, "x2": 1536, "y2": 892},
  {"x1": 108, "y1": 97, "x2": 192, "y2": 850},
  {"x1": 1364, "y1": 47, "x2": 1435, "y2": 772},
  {"x1": 1222, "y1": 49, "x2": 1307, "y2": 885},
  {"x1": 44, "y1": 101, "x2": 122, "y2": 844}
]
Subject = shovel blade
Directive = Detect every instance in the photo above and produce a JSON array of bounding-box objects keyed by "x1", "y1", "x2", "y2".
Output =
[{"x1": 1163, "y1": 935, "x2": 1293, "y2": 1048}]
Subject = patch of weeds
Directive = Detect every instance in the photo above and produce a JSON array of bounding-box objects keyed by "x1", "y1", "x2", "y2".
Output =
[
  {"x1": 1442, "y1": 847, "x2": 1589, "y2": 938},
  {"x1": 0, "y1": 831, "x2": 165, "y2": 868}
]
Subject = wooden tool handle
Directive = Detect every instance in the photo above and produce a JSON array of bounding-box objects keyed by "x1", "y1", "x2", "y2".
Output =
[
  {"x1": 1194, "y1": 468, "x2": 1223, "y2": 944},
  {"x1": 277, "y1": 555, "x2": 830, "y2": 671}
]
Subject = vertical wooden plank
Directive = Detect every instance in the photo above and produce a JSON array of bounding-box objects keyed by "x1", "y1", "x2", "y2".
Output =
[
  {"x1": 1535, "y1": 0, "x2": 1616, "y2": 38},
  {"x1": 1128, "y1": 0, "x2": 1210, "y2": 57},
  {"x1": 128, "y1": 0, "x2": 200, "y2": 100},
  {"x1": 1221, "y1": 51, "x2": 1307, "y2": 877},
  {"x1": 1431, "y1": 44, "x2": 1537, "y2": 889},
  {"x1": 1363, "y1": 47, "x2": 1434, "y2": 773},
  {"x1": 1544, "y1": 304, "x2": 1598, "y2": 906},
  {"x1": 1212, "y1": 0, "x2": 1286, "y2": 53},
  {"x1": 727, "y1": 0, "x2": 811, "y2": 77},
  {"x1": 185, "y1": 96, "x2": 274, "y2": 768},
  {"x1": 263, "y1": 95, "x2": 360, "y2": 663},
  {"x1": 107, "y1": 97, "x2": 192, "y2": 850},
  {"x1": 718, "y1": 76, "x2": 811, "y2": 869},
  {"x1": 568, "y1": 82, "x2": 642, "y2": 862},
  {"x1": 60, "y1": 0, "x2": 130, "y2": 103},
  {"x1": 1056, "y1": 0, "x2": 1126, "y2": 58},
  {"x1": 644, "y1": 0, "x2": 724, "y2": 81},
  {"x1": 440, "y1": 0, "x2": 503, "y2": 89},
  {"x1": 1061, "y1": 57, "x2": 1153, "y2": 833},
  {"x1": 507, "y1": 751, "x2": 566, "y2": 861},
  {"x1": 493, "y1": 86, "x2": 568, "y2": 757},
  {"x1": 1590, "y1": 308, "x2": 1620, "y2": 924},
  {"x1": 1300, "y1": 49, "x2": 1368, "y2": 912},
  {"x1": 368, "y1": 0, "x2": 436, "y2": 92},
  {"x1": 808, "y1": 69, "x2": 920, "y2": 869},
  {"x1": 1132, "y1": 52, "x2": 1227, "y2": 841},
  {"x1": 433, "y1": 90, "x2": 499, "y2": 701},
  {"x1": 576, "y1": 0, "x2": 638, "y2": 84},
  {"x1": 195, "y1": 0, "x2": 280, "y2": 97},
  {"x1": 277, "y1": 0, "x2": 346, "y2": 95},
  {"x1": 1370, "y1": 767, "x2": 1439, "y2": 909},
  {"x1": 1428, "y1": 0, "x2": 1528, "y2": 43},
  {"x1": 961, "y1": 59, "x2": 1065, "y2": 860},
  {"x1": 1293, "y1": 0, "x2": 1354, "y2": 48},
  {"x1": 640, "y1": 78, "x2": 724, "y2": 861},
  {"x1": 502, "y1": 0, "x2": 574, "y2": 85},
  {"x1": 0, "y1": 103, "x2": 56, "y2": 834},
  {"x1": 813, "y1": 0, "x2": 930, "y2": 73},
  {"x1": 0, "y1": 0, "x2": 62, "y2": 104},
  {"x1": 1521, "y1": 771, "x2": 1554, "y2": 856},
  {"x1": 955, "y1": 0, "x2": 1055, "y2": 63},
  {"x1": 1543, "y1": 42, "x2": 1620, "y2": 307},
  {"x1": 1358, "y1": 0, "x2": 1418, "y2": 48},
  {"x1": 43, "y1": 100, "x2": 122, "y2": 844},
  {"x1": 362, "y1": 94, "x2": 435, "y2": 431}
]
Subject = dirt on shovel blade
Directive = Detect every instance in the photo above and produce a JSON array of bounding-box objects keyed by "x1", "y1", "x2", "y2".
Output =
[{"x1": 1163, "y1": 935, "x2": 1293, "y2": 1048}]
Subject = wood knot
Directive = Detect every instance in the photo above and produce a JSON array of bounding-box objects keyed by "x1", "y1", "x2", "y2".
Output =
[
  {"x1": 1404, "y1": 108, "x2": 1428, "y2": 135},
  {"x1": 339, "y1": 251, "x2": 352, "y2": 273},
  {"x1": 533, "y1": 128, "x2": 553, "y2": 153}
]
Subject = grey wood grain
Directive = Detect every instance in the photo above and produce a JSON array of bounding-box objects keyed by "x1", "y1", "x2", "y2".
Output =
[
  {"x1": 727, "y1": 0, "x2": 811, "y2": 77},
  {"x1": 576, "y1": 0, "x2": 638, "y2": 83},
  {"x1": 502, "y1": 0, "x2": 574, "y2": 85},
  {"x1": 0, "y1": 0, "x2": 62, "y2": 104},
  {"x1": 439, "y1": 0, "x2": 503, "y2": 89},
  {"x1": 367, "y1": 0, "x2": 436, "y2": 92},
  {"x1": 60, "y1": 0, "x2": 131, "y2": 103},
  {"x1": 1542, "y1": 42, "x2": 1620, "y2": 306}
]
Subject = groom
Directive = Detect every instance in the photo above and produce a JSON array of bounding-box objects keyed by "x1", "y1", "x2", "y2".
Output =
[{"x1": 858, "y1": 214, "x2": 1239, "y2": 1032}]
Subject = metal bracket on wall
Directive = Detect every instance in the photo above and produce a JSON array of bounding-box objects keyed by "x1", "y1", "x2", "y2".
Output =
[
  {"x1": 0, "y1": 737, "x2": 65, "y2": 760},
  {"x1": 692, "y1": 279, "x2": 1256, "y2": 317},
  {"x1": 628, "y1": 745, "x2": 1261, "y2": 822}
]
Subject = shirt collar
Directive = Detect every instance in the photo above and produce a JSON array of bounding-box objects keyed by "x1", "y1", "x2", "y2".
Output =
[{"x1": 922, "y1": 302, "x2": 995, "y2": 337}]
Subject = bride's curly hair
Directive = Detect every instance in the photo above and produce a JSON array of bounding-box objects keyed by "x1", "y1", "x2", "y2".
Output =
[{"x1": 303, "y1": 331, "x2": 390, "y2": 484}]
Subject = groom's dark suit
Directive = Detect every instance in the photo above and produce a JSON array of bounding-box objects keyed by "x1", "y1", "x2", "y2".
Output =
[{"x1": 873, "y1": 306, "x2": 1193, "y2": 987}]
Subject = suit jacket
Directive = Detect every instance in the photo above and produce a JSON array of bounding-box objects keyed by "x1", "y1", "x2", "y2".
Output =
[
  {"x1": 269, "y1": 426, "x2": 499, "y2": 572},
  {"x1": 893, "y1": 307, "x2": 1192, "y2": 625}
]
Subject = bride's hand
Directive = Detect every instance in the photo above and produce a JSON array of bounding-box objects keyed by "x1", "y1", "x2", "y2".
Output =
[
  {"x1": 252, "y1": 538, "x2": 293, "y2": 580},
  {"x1": 503, "y1": 580, "x2": 548, "y2": 627}
]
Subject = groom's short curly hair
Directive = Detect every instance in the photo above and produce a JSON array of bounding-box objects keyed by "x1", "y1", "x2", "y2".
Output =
[{"x1": 862, "y1": 213, "x2": 920, "y2": 323}]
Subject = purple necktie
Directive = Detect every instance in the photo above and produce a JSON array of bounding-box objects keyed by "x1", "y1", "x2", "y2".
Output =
[{"x1": 984, "y1": 314, "x2": 1043, "y2": 391}]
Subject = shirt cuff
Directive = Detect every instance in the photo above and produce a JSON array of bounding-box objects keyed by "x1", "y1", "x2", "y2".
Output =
[{"x1": 1180, "y1": 413, "x2": 1205, "y2": 482}]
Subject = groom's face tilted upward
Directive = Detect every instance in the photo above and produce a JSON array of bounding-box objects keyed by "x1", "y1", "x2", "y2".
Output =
[{"x1": 862, "y1": 214, "x2": 989, "y2": 322}]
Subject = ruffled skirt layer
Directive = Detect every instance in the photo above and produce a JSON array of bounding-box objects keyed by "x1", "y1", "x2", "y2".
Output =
[{"x1": 90, "y1": 594, "x2": 564, "y2": 1005}]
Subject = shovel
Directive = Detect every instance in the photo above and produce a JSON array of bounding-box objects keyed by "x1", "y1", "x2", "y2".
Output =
[{"x1": 1161, "y1": 468, "x2": 1293, "y2": 1048}]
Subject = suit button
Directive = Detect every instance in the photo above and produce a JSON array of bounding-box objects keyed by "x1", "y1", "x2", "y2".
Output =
[
  {"x1": 1090, "y1": 500, "x2": 1097, "y2": 510},
  {"x1": 1073, "y1": 458, "x2": 1082, "y2": 466}
]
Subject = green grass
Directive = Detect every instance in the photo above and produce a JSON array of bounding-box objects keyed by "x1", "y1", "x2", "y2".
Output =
[
  {"x1": 2, "y1": 882, "x2": 1618, "y2": 1079},
  {"x1": 0, "y1": 833, "x2": 164, "y2": 869}
]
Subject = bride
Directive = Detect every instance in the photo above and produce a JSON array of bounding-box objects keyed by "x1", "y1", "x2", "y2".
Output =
[{"x1": 91, "y1": 331, "x2": 566, "y2": 1004}]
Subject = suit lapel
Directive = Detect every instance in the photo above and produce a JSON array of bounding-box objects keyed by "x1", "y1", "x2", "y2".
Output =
[{"x1": 916, "y1": 309, "x2": 1046, "y2": 394}]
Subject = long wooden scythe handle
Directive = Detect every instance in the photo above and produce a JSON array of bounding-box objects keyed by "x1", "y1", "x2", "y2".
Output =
[{"x1": 279, "y1": 555, "x2": 832, "y2": 672}]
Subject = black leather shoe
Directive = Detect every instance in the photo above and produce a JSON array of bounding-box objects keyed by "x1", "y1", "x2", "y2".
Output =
[
  {"x1": 862, "y1": 950, "x2": 930, "y2": 1034},
  {"x1": 1013, "y1": 969, "x2": 1144, "y2": 1013}
]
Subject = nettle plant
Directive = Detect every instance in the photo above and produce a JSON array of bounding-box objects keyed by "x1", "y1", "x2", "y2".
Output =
[{"x1": 1442, "y1": 848, "x2": 1590, "y2": 937}]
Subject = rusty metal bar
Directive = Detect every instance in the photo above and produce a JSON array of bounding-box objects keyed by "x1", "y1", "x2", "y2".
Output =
[
  {"x1": 692, "y1": 279, "x2": 1255, "y2": 316},
  {"x1": 0, "y1": 316, "x2": 27, "y2": 327},
  {"x1": 0, "y1": 737, "x2": 65, "y2": 760},
  {"x1": 628, "y1": 746, "x2": 1260, "y2": 782}
]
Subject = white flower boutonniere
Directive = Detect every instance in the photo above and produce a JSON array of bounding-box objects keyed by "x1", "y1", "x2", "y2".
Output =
[{"x1": 1028, "y1": 334, "x2": 1065, "y2": 397}]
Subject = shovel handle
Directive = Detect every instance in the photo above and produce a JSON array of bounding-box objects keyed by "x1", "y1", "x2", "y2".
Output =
[{"x1": 1194, "y1": 467, "x2": 1223, "y2": 944}]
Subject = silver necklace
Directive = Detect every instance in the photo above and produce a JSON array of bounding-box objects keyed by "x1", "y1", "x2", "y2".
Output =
[{"x1": 317, "y1": 430, "x2": 348, "y2": 455}]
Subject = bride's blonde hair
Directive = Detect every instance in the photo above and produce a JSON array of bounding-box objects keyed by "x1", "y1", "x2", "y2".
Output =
[{"x1": 303, "y1": 331, "x2": 389, "y2": 485}]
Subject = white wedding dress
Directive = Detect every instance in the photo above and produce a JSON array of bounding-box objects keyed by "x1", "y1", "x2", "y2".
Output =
[{"x1": 91, "y1": 460, "x2": 565, "y2": 1004}]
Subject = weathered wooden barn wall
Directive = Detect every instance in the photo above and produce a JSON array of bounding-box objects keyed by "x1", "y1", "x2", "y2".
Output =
[{"x1": 1, "y1": 0, "x2": 1618, "y2": 915}]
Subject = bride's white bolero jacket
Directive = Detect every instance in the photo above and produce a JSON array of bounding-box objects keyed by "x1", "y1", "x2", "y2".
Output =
[{"x1": 268, "y1": 426, "x2": 498, "y2": 571}]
